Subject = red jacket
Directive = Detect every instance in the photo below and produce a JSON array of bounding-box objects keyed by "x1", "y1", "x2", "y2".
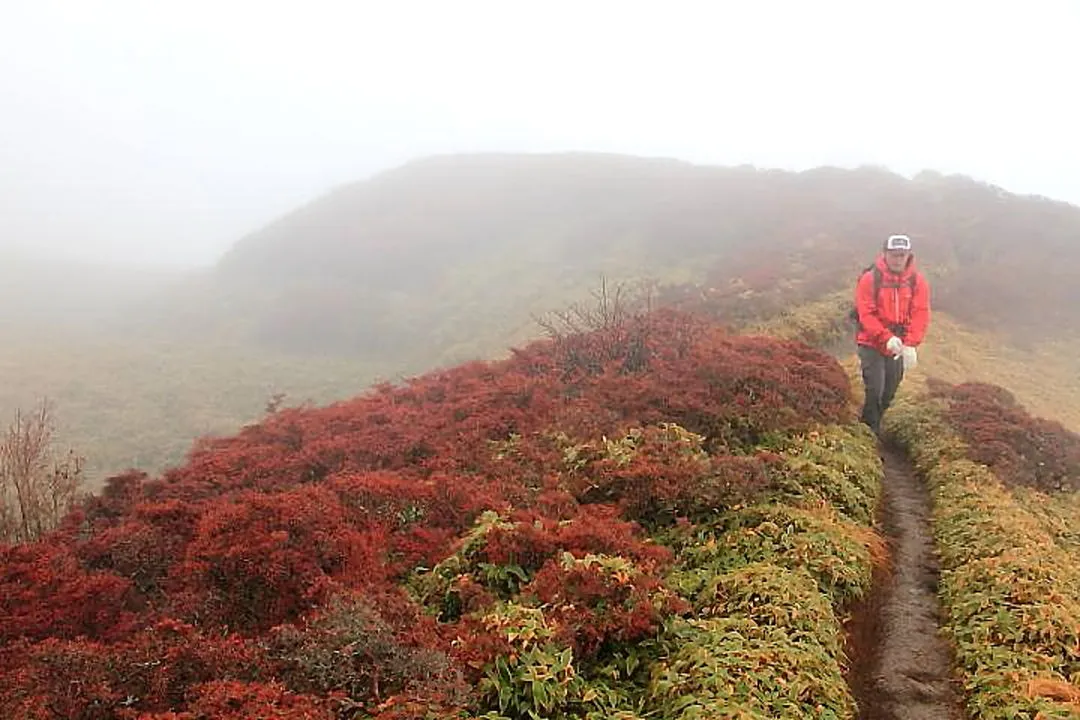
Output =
[{"x1": 855, "y1": 253, "x2": 931, "y2": 354}]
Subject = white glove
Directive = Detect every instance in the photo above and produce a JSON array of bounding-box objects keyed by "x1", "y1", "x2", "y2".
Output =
[
  {"x1": 885, "y1": 336, "x2": 904, "y2": 357},
  {"x1": 901, "y1": 345, "x2": 918, "y2": 370}
]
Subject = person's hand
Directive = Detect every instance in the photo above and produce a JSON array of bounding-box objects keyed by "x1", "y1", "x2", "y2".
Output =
[
  {"x1": 901, "y1": 345, "x2": 918, "y2": 370},
  {"x1": 886, "y1": 336, "x2": 904, "y2": 356}
]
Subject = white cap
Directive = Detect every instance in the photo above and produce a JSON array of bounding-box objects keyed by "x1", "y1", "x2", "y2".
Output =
[{"x1": 886, "y1": 234, "x2": 912, "y2": 251}]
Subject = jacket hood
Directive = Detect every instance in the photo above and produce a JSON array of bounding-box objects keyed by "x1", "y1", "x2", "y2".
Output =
[{"x1": 875, "y1": 251, "x2": 917, "y2": 278}]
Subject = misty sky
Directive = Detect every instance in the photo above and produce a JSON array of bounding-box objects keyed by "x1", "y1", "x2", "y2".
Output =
[{"x1": 2, "y1": 1, "x2": 1077, "y2": 267}]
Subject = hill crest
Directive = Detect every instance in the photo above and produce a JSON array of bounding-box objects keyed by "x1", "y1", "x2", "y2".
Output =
[{"x1": 191, "y1": 152, "x2": 1080, "y2": 364}]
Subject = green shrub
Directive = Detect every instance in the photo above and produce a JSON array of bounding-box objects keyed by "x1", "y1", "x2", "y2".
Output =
[
  {"x1": 646, "y1": 614, "x2": 854, "y2": 720},
  {"x1": 886, "y1": 395, "x2": 1080, "y2": 720},
  {"x1": 670, "y1": 502, "x2": 874, "y2": 607},
  {"x1": 763, "y1": 425, "x2": 881, "y2": 526},
  {"x1": 694, "y1": 563, "x2": 845, "y2": 659}
]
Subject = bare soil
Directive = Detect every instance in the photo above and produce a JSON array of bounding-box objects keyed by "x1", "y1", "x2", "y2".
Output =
[{"x1": 844, "y1": 442, "x2": 967, "y2": 720}]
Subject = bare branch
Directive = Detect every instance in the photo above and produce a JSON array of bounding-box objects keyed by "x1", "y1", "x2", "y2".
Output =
[
  {"x1": 0, "y1": 397, "x2": 85, "y2": 543},
  {"x1": 531, "y1": 276, "x2": 659, "y2": 376}
]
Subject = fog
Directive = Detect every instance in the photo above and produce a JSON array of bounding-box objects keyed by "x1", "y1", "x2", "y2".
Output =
[{"x1": 2, "y1": 0, "x2": 1077, "y2": 268}]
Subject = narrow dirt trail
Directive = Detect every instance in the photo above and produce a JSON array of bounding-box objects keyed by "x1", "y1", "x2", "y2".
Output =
[{"x1": 845, "y1": 442, "x2": 967, "y2": 720}]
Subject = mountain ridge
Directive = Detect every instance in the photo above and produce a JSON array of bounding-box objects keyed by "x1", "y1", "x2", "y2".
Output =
[
  {"x1": 185, "y1": 152, "x2": 1080, "y2": 364},
  {"x1": 8, "y1": 151, "x2": 1080, "y2": 488}
]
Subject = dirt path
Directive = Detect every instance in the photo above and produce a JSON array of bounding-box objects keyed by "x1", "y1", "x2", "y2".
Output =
[{"x1": 845, "y1": 442, "x2": 967, "y2": 720}]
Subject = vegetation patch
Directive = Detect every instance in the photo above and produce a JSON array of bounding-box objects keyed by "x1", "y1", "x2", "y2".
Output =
[
  {"x1": 926, "y1": 378, "x2": 1080, "y2": 493},
  {"x1": 761, "y1": 424, "x2": 883, "y2": 526},
  {"x1": 647, "y1": 611, "x2": 853, "y2": 719},
  {"x1": 741, "y1": 290, "x2": 856, "y2": 354},
  {"x1": 668, "y1": 502, "x2": 875, "y2": 610},
  {"x1": 885, "y1": 391, "x2": 1080, "y2": 720},
  {"x1": 649, "y1": 423, "x2": 884, "y2": 720},
  {"x1": 0, "y1": 310, "x2": 888, "y2": 719}
]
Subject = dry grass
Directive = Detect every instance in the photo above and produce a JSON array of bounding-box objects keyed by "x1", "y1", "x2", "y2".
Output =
[
  {"x1": 0, "y1": 334, "x2": 389, "y2": 490},
  {"x1": 834, "y1": 311, "x2": 1080, "y2": 433}
]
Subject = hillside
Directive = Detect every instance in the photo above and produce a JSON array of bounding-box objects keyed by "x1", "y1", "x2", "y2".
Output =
[
  {"x1": 5, "y1": 301, "x2": 1079, "y2": 719},
  {"x1": 0, "y1": 335, "x2": 387, "y2": 483},
  {"x1": 8, "y1": 152, "x2": 1080, "y2": 490},
  {"x1": 0, "y1": 307, "x2": 887, "y2": 719},
  {"x1": 178, "y1": 153, "x2": 1080, "y2": 366}
]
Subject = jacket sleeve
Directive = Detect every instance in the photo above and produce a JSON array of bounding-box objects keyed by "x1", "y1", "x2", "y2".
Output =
[
  {"x1": 855, "y1": 271, "x2": 892, "y2": 344},
  {"x1": 905, "y1": 273, "x2": 931, "y2": 346}
]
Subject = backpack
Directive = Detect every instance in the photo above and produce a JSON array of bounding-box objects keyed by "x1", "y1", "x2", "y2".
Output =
[{"x1": 847, "y1": 264, "x2": 918, "y2": 330}]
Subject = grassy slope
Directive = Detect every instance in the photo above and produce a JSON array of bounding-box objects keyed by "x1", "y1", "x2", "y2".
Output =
[
  {"x1": 7, "y1": 154, "x2": 1080, "y2": 493},
  {"x1": 0, "y1": 332, "x2": 391, "y2": 488},
  {"x1": 906, "y1": 314, "x2": 1080, "y2": 432},
  {"x1": 749, "y1": 293, "x2": 1080, "y2": 433},
  {"x1": 0, "y1": 311, "x2": 889, "y2": 720},
  {"x1": 885, "y1": 391, "x2": 1080, "y2": 719},
  {"x1": 760, "y1": 294, "x2": 1080, "y2": 718}
]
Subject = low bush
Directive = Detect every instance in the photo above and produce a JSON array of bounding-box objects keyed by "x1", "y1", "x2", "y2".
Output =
[
  {"x1": 926, "y1": 379, "x2": 1080, "y2": 493},
  {"x1": 1, "y1": 311, "x2": 880, "y2": 719},
  {"x1": 886, "y1": 393, "x2": 1080, "y2": 720}
]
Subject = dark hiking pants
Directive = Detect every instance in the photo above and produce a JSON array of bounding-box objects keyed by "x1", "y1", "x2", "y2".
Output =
[{"x1": 858, "y1": 344, "x2": 904, "y2": 434}]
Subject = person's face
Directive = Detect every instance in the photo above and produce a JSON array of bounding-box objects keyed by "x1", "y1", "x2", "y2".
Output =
[{"x1": 885, "y1": 249, "x2": 910, "y2": 272}]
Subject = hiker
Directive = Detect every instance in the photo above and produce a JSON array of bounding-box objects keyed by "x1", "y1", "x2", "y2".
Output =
[{"x1": 853, "y1": 234, "x2": 931, "y2": 434}]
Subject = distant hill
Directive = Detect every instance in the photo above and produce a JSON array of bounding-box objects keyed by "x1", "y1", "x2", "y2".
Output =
[
  {"x1": 0, "y1": 249, "x2": 382, "y2": 487},
  {"x1": 9, "y1": 152, "x2": 1080, "y2": 489},
  {"x1": 143, "y1": 153, "x2": 1080, "y2": 370}
]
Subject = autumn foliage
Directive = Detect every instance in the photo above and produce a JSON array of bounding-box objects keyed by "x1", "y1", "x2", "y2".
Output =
[
  {"x1": 926, "y1": 378, "x2": 1080, "y2": 492},
  {"x1": 0, "y1": 308, "x2": 855, "y2": 718},
  {"x1": 886, "y1": 393, "x2": 1080, "y2": 719}
]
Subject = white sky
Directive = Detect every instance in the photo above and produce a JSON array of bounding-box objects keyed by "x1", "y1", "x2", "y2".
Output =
[{"x1": 2, "y1": 0, "x2": 1077, "y2": 267}]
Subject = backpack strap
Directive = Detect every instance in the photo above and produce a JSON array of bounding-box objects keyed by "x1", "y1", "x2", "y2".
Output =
[
  {"x1": 907, "y1": 272, "x2": 918, "y2": 318},
  {"x1": 849, "y1": 266, "x2": 877, "y2": 329},
  {"x1": 870, "y1": 266, "x2": 882, "y2": 301}
]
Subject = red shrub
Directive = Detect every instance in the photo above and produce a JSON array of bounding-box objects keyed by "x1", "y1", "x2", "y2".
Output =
[
  {"x1": 327, "y1": 470, "x2": 505, "y2": 537},
  {"x1": 524, "y1": 553, "x2": 688, "y2": 659},
  {"x1": 479, "y1": 504, "x2": 672, "y2": 572},
  {"x1": 928, "y1": 379, "x2": 1080, "y2": 492},
  {"x1": 77, "y1": 499, "x2": 202, "y2": 600},
  {"x1": 117, "y1": 619, "x2": 267, "y2": 713},
  {"x1": 0, "y1": 637, "x2": 119, "y2": 720},
  {"x1": 442, "y1": 613, "x2": 515, "y2": 683},
  {"x1": 266, "y1": 591, "x2": 467, "y2": 712},
  {"x1": 78, "y1": 470, "x2": 151, "y2": 528},
  {"x1": 0, "y1": 541, "x2": 137, "y2": 644},
  {"x1": 175, "y1": 680, "x2": 336, "y2": 719},
  {"x1": 171, "y1": 486, "x2": 387, "y2": 632},
  {"x1": 0, "y1": 620, "x2": 268, "y2": 718},
  {"x1": 559, "y1": 424, "x2": 772, "y2": 523}
]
